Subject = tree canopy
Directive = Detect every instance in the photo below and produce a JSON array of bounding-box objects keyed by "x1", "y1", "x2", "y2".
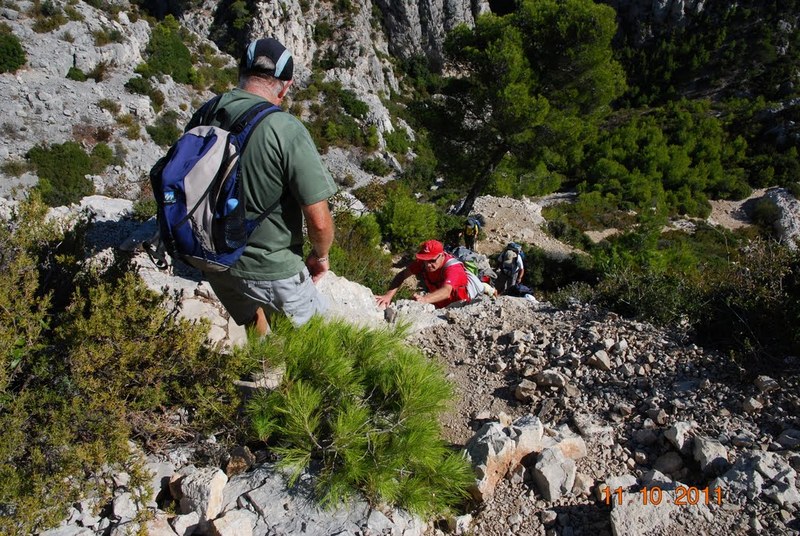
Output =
[{"x1": 421, "y1": 0, "x2": 626, "y2": 213}]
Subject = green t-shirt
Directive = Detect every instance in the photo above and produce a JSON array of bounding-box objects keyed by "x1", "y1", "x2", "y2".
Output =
[{"x1": 188, "y1": 89, "x2": 337, "y2": 280}]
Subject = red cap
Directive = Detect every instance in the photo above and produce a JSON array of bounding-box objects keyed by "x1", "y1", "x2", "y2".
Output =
[{"x1": 416, "y1": 240, "x2": 444, "y2": 261}]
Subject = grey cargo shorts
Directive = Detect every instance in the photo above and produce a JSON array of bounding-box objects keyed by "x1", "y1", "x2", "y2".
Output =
[{"x1": 205, "y1": 267, "x2": 328, "y2": 327}]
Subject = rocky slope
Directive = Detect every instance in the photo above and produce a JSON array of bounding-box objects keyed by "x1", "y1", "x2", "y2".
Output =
[
  {"x1": 3, "y1": 2, "x2": 800, "y2": 535},
  {"x1": 27, "y1": 194, "x2": 800, "y2": 536}
]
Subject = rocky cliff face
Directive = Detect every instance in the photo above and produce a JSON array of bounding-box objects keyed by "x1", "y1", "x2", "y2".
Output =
[
  {"x1": 602, "y1": 0, "x2": 706, "y2": 42},
  {"x1": 375, "y1": 0, "x2": 491, "y2": 69},
  {"x1": 1, "y1": 0, "x2": 495, "y2": 200}
]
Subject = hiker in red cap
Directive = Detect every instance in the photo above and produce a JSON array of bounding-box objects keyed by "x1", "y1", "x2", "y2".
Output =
[{"x1": 375, "y1": 239, "x2": 471, "y2": 309}]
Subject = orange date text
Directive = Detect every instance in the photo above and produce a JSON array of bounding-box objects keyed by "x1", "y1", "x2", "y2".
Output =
[{"x1": 601, "y1": 486, "x2": 724, "y2": 506}]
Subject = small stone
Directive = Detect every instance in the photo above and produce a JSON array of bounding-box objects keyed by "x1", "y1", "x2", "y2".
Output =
[{"x1": 743, "y1": 397, "x2": 763, "y2": 413}]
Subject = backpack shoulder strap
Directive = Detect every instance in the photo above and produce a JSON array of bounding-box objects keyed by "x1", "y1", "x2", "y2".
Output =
[
  {"x1": 444, "y1": 258, "x2": 464, "y2": 270},
  {"x1": 197, "y1": 94, "x2": 224, "y2": 126},
  {"x1": 231, "y1": 103, "x2": 283, "y2": 228},
  {"x1": 231, "y1": 103, "x2": 281, "y2": 155}
]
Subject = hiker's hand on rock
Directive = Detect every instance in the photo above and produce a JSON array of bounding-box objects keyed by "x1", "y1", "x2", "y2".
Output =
[
  {"x1": 412, "y1": 293, "x2": 427, "y2": 303},
  {"x1": 375, "y1": 292, "x2": 394, "y2": 309},
  {"x1": 307, "y1": 254, "x2": 329, "y2": 283}
]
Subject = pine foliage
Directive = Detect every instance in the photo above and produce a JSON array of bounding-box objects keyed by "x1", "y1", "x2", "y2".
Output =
[
  {"x1": 244, "y1": 316, "x2": 473, "y2": 516},
  {"x1": 0, "y1": 196, "x2": 247, "y2": 533}
]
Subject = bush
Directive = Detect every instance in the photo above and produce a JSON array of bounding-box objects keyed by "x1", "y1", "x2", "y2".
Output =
[
  {"x1": 90, "y1": 142, "x2": 115, "y2": 172},
  {"x1": 384, "y1": 128, "x2": 410, "y2": 156},
  {"x1": 88, "y1": 61, "x2": 110, "y2": 82},
  {"x1": 352, "y1": 180, "x2": 390, "y2": 211},
  {"x1": 66, "y1": 66, "x2": 87, "y2": 81},
  {"x1": 92, "y1": 27, "x2": 124, "y2": 46},
  {"x1": 131, "y1": 198, "x2": 157, "y2": 222},
  {"x1": 697, "y1": 240, "x2": 800, "y2": 369},
  {"x1": 125, "y1": 75, "x2": 153, "y2": 96},
  {"x1": 244, "y1": 316, "x2": 473, "y2": 516},
  {"x1": 97, "y1": 98, "x2": 121, "y2": 115},
  {"x1": 328, "y1": 210, "x2": 393, "y2": 293},
  {"x1": 30, "y1": 0, "x2": 67, "y2": 33},
  {"x1": 1, "y1": 158, "x2": 31, "y2": 177},
  {"x1": 141, "y1": 15, "x2": 194, "y2": 84},
  {"x1": 340, "y1": 90, "x2": 369, "y2": 119},
  {"x1": 0, "y1": 31, "x2": 26, "y2": 73},
  {"x1": 751, "y1": 198, "x2": 781, "y2": 230},
  {"x1": 27, "y1": 142, "x2": 96, "y2": 207},
  {"x1": 522, "y1": 246, "x2": 596, "y2": 292},
  {"x1": 117, "y1": 113, "x2": 141, "y2": 140},
  {"x1": 0, "y1": 196, "x2": 247, "y2": 533},
  {"x1": 314, "y1": 21, "x2": 333, "y2": 43},
  {"x1": 146, "y1": 111, "x2": 181, "y2": 146},
  {"x1": 376, "y1": 185, "x2": 439, "y2": 252},
  {"x1": 361, "y1": 156, "x2": 392, "y2": 177}
]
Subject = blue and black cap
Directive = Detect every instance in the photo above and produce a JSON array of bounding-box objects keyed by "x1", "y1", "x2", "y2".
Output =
[{"x1": 240, "y1": 37, "x2": 294, "y2": 81}]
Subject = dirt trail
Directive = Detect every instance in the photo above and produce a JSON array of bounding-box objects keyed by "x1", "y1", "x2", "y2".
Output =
[{"x1": 473, "y1": 190, "x2": 766, "y2": 250}]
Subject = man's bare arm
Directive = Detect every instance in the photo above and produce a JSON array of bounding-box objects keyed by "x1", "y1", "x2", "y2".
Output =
[{"x1": 303, "y1": 200, "x2": 334, "y2": 282}]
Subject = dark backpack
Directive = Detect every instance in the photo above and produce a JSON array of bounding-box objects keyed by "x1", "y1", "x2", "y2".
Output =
[
  {"x1": 500, "y1": 249, "x2": 520, "y2": 276},
  {"x1": 450, "y1": 246, "x2": 480, "y2": 276},
  {"x1": 505, "y1": 242, "x2": 525, "y2": 260},
  {"x1": 500, "y1": 243, "x2": 524, "y2": 277},
  {"x1": 464, "y1": 217, "x2": 481, "y2": 237},
  {"x1": 149, "y1": 97, "x2": 280, "y2": 272}
]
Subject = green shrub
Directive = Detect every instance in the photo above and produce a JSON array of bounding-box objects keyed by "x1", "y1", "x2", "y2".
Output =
[
  {"x1": 1, "y1": 158, "x2": 31, "y2": 177},
  {"x1": 141, "y1": 15, "x2": 194, "y2": 84},
  {"x1": 697, "y1": 239, "x2": 800, "y2": 369},
  {"x1": 146, "y1": 111, "x2": 181, "y2": 146},
  {"x1": 92, "y1": 27, "x2": 124, "y2": 46},
  {"x1": 97, "y1": 98, "x2": 121, "y2": 115},
  {"x1": 788, "y1": 182, "x2": 800, "y2": 199},
  {"x1": 596, "y1": 266, "x2": 703, "y2": 325},
  {"x1": 352, "y1": 180, "x2": 390, "y2": 211},
  {"x1": 384, "y1": 128, "x2": 410, "y2": 156},
  {"x1": 30, "y1": 0, "x2": 67, "y2": 33},
  {"x1": 376, "y1": 185, "x2": 439, "y2": 252},
  {"x1": 66, "y1": 66, "x2": 87, "y2": 81},
  {"x1": 230, "y1": 0, "x2": 250, "y2": 30},
  {"x1": 751, "y1": 198, "x2": 781, "y2": 230},
  {"x1": 300, "y1": 77, "x2": 377, "y2": 150},
  {"x1": 522, "y1": 247, "x2": 596, "y2": 292},
  {"x1": 117, "y1": 113, "x2": 141, "y2": 139},
  {"x1": 27, "y1": 142, "x2": 96, "y2": 207},
  {"x1": 126, "y1": 73, "x2": 161, "y2": 106},
  {"x1": 244, "y1": 316, "x2": 473, "y2": 516},
  {"x1": 0, "y1": 31, "x2": 26, "y2": 73},
  {"x1": 340, "y1": 90, "x2": 369, "y2": 119},
  {"x1": 90, "y1": 142, "x2": 115, "y2": 172},
  {"x1": 361, "y1": 156, "x2": 392, "y2": 177},
  {"x1": 314, "y1": 21, "x2": 333, "y2": 43},
  {"x1": 328, "y1": 210, "x2": 393, "y2": 293},
  {"x1": 131, "y1": 198, "x2": 157, "y2": 222},
  {"x1": 125, "y1": 75, "x2": 152, "y2": 95},
  {"x1": 0, "y1": 196, "x2": 248, "y2": 533},
  {"x1": 64, "y1": 4, "x2": 83, "y2": 21}
]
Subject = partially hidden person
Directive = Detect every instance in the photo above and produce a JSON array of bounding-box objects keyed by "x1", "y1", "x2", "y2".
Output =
[
  {"x1": 375, "y1": 240, "x2": 472, "y2": 309},
  {"x1": 496, "y1": 243, "x2": 525, "y2": 295},
  {"x1": 186, "y1": 37, "x2": 337, "y2": 336}
]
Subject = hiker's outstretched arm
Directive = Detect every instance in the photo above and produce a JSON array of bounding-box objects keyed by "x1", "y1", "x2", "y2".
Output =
[
  {"x1": 375, "y1": 268, "x2": 411, "y2": 308},
  {"x1": 303, "y1": 200, "x2": 334, "y2": 283},
  {"x1": 414, "y1": 284, "x2": 452, "y2": 305}
]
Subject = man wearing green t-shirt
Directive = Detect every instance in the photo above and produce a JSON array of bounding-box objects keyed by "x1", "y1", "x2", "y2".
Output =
[{"x1": 186, "y1": 37, "x2": 337, "y2": 336}]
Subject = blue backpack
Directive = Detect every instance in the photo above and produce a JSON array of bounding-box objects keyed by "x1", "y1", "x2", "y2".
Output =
[
  {"x1": 149, "y1": 97, "x2": 280, "y2": 272},
  {"x1": 505, "y1": 242, "x2": 525, "y2": 260}
]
